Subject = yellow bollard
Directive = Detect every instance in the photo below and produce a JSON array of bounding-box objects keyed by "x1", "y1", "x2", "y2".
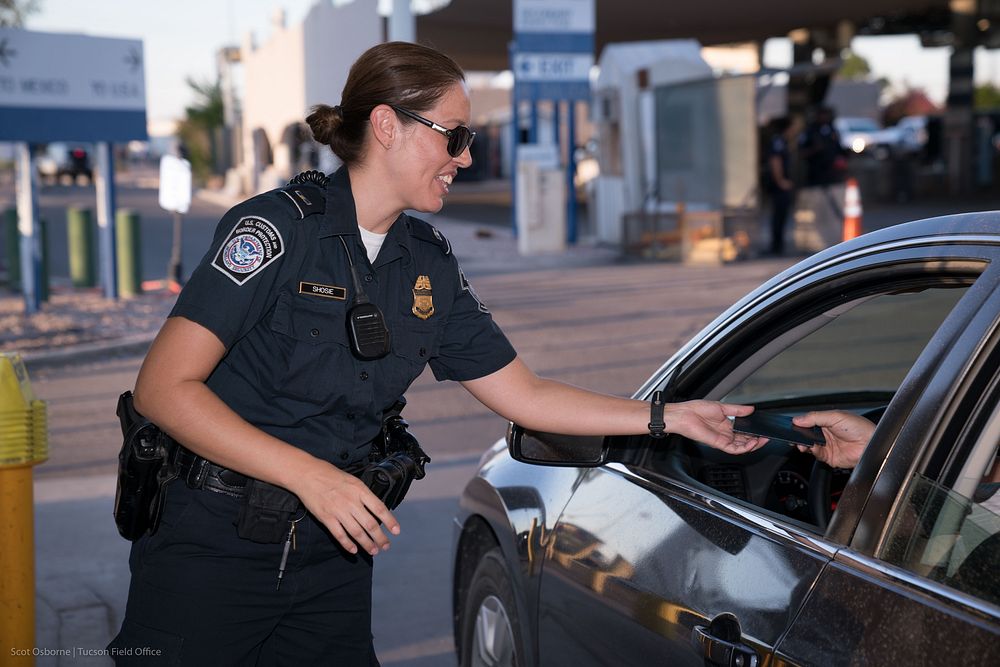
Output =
[{"x1": 0, "y1": 353, "x2": 48, "y2": 666}]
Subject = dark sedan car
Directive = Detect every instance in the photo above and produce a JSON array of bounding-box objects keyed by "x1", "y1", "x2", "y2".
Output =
[{"x1": 452, "y1": 214, "x2": 1000, "y2": 666}]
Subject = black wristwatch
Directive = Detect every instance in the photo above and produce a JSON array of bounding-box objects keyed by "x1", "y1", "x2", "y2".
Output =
[{"x1": 648, "y1": 390, "x2": 666, "y2": 439}]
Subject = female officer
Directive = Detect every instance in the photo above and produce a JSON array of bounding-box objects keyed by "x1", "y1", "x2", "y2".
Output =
[{"x1": 109, "y1": 42, "x2": 761, "y2": 665}]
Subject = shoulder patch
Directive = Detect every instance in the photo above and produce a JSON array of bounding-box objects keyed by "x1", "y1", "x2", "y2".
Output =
[
  {"x1": 459, "y1": 266, "x2": 490, "y2": 314},
  {"x1": 407, "y1": 218, "x2": 452, "y2": 256},
  {"x1": 211, "y1": 215, "x2": 285, "y2": 285},
  {"x1": 278, "y1": 182, "x2": 325, "y2": 220}
]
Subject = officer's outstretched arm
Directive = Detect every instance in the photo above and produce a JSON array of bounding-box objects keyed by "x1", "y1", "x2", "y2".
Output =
[
  {"x1": 134, "y1": 316, "x2": 399, "y2": 556},
  {"x1": 460, "y1": 357, "x2": 762, "y2": 454}
]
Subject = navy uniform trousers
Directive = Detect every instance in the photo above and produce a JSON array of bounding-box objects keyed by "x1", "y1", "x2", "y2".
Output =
[{"x1": 109, "y1": 482, "x2": 379, "y2": 666}]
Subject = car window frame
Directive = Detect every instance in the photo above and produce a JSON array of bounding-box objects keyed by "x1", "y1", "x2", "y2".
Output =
[{"x1": 629, "y1": 245, "x2": 999, "y2": 549}]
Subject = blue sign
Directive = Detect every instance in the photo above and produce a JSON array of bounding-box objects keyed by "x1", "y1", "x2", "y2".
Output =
[
  {"x1": 0, "y1": 28, "x2": 147, "y2": 142},
  {"x1": 513, "y1": 0, "x2": 594, "y2": 102}
]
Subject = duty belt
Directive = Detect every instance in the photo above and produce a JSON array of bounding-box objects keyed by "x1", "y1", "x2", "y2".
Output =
[{"x1": 173, "y1": 445, "x2": 249, "y2": 499}]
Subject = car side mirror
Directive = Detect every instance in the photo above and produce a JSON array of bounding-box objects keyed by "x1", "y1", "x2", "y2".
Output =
[{"x1": 506, "y1": 423, "x2": 609, "y2": 467}]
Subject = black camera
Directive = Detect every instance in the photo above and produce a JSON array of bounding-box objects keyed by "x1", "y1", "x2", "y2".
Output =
[{"x1": 360, "y1": 415, "x2": 430, "y2": 510}]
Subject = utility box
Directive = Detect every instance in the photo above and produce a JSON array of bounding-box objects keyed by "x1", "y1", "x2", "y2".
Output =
[
  {"x1": 516, "y1": 147, "x2": 566, "y2": 255},
  {"x1": 793, "y1": 184, "x2": 846, "y2": 252}
]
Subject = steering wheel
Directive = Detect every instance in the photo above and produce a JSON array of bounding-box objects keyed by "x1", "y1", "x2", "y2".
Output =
[{"x1": 808, "y1": 459, "x2": 834, "y2": 530}]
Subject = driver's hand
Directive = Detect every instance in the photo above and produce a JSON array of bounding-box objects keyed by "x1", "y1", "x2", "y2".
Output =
[{"x1": 793, "y1": 411, "x2": 874, "y2": 469}]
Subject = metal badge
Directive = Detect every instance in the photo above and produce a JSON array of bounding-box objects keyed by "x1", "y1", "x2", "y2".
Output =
[{"x1": 412, "y1": 275, "x2": 434, "y2": 320}]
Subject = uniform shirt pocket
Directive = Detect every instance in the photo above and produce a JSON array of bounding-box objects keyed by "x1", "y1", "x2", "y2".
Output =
[{"x1": 269, "y1": 293, "x2": 352, "y2": 404}]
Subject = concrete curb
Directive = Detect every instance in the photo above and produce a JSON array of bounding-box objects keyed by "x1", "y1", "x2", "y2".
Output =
[{"x1": 22, "y1": 333, "x2": 157, "y2": 372}]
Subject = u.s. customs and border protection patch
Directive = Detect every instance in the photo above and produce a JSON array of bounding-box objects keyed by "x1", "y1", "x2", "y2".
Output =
[
  {"x1": 212, "y1": 216, "x2": 285, "y2": 285},
  {"x1": 412, "y1": 275, "x2": 434, "y2": 320}
]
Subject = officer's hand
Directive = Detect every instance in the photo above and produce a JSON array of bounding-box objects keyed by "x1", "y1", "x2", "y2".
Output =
[
  {"x1": 296, "y1": 464, "x2": 400, "y2": 556},
  {"x1": 663, "y1": 400, "x2": 765, "y2": 454}
]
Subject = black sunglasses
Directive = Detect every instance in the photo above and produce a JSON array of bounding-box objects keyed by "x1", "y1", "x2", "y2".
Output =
[{"x1": 390, "y1": 105, "x2": 476, "y2": 158}]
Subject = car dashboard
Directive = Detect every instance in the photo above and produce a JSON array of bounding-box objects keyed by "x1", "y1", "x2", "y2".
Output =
[{"x1": 689, "y1": 444, "x2": 851, "y2": 525}]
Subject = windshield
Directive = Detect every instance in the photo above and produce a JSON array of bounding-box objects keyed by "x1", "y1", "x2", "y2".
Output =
[{"x1": 843, "y1": 118, "x2": 881, "y2": 133}]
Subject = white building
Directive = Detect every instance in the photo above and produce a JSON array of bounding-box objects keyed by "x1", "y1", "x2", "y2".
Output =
[{"x1": 233, "y1": 0, "x2": 381, "y2": 195}]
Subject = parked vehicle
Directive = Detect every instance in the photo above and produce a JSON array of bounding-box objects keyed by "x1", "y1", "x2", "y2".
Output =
[
  {"x1": 35, "y1": 143, "x2": 93, "y2": 184},
  {"x1": 833, "y1": 116, "x2": 901, "y2": 159},
  {"x1": 452, "y1": 214, "x2": 1000, "y2": 666},
  {"x1": 894, "y1": 115, "x2": 929, "y2": 153}
]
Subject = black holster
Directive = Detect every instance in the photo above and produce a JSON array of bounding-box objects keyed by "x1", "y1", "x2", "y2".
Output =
[{"x1": 113, "y1": 391, "x2": 178, "y2": 541}]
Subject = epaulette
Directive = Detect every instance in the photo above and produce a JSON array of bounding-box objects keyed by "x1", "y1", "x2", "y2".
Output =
[
  {"x1": 407, "y1": 217, "x2": 452, "y2": 256},
  {"x1": 278, "y1": 180, "x2": 326, "y2": 220}
]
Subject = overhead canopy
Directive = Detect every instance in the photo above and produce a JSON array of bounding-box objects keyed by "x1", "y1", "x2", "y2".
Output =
[{"x1": 415, "y1": 0, "x2": 952, "y2": 71}]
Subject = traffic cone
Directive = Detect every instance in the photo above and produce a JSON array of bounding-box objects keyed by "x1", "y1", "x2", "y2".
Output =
[{"x1": 843, "y1": 178, "x2": 863, "y2": 241}]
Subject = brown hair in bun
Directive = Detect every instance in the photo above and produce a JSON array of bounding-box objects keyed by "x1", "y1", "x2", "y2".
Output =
[{"x1": 306, "y1": 41, "x2": 465, "y2": 166}]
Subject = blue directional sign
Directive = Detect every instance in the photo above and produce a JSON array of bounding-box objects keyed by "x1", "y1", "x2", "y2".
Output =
[
  {"x1": 513, "y1": 0, "x2": 594, "y2": 102},
  {"x1": 0, "y1": 28, "x2": 146, "y2": 312},
  {"x1": 0, "y1": 28, "x2": 147, "y2": 142}
]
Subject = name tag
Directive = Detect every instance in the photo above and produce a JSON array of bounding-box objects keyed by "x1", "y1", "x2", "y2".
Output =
[{"x1": 299, "y1": 281, "x2": 347, "y2": 300}]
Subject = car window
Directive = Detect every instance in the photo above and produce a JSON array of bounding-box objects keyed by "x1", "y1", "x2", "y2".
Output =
[
  {"x1": 879, "y1": 448, "x2": 1000, "y2": 607},
  {"x1": 878, "y1": 389, "x2": 1000, "y2": 607},
  {"x1": 842, "y1": 118, "x2": 880, "y2": 132},
  {"x1": 724, "y1": 288, "x2": 966, "y2": 404},
  {"x1": 645, "y1": 281, "x2": 973, "y2": 529}
]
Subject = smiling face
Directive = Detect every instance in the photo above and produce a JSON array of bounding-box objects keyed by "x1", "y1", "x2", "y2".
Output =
[{"x1": 390, "y1": 82, "x2": 473, "y2": 213}]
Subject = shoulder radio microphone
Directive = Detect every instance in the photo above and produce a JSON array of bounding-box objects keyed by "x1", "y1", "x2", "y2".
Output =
[{"x1": 339, "y1": 236, "x2": 391, "y2": 360}]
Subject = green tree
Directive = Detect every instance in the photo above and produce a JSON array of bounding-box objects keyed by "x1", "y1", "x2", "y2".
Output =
[
  {"x1": 838, "y1": 50, "x2": 872, "y2": 79},
  {"x1": 176, "y1": 77, "x2": 224, "y2": 184},
  {"x1": 0, "y1": 0, "x2": 40, "y2": 27},
  {"x1": 975, "y1": 84, "x2": 1000, "y2": 110}
]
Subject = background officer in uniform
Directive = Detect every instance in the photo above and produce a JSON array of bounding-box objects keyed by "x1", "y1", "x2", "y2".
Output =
[
  {"x1": 109, "y1": 41, "x2": 763, "y2": 665},
  {"x1": 765, "y1": 116, "x2": 797, "y2": 255}
]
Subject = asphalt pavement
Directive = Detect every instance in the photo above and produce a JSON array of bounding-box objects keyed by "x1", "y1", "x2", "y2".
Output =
[{"x1": 4, "y1": 168, "x2": 1000, "y2": 666}]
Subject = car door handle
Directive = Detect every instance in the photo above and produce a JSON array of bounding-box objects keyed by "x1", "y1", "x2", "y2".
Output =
[{"x1": 691, "y1": 612, "x2": 760, "y2": 667}]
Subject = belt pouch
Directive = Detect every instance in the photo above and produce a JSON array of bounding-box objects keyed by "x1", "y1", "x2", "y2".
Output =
[{"x1": 235, "y1": 479, "x2": 301, "y2": 543}]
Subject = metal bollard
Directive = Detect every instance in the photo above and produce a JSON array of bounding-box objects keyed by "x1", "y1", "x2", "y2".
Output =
[
  {"x1": 3, "y1": 207, "x2": 19, "y2": 290},
  {"x1": 0, "y1": 353, "x2": 49, "y2": 663},
  {"x1": 115, "y1": 209, "x2": 143, "y2": 297},
  {"x1": 67, "y1": 207, "x2": 97, "y2": 288},
  {"x1": 38, "y1": 218, "x2": 50, "y2": 303}
]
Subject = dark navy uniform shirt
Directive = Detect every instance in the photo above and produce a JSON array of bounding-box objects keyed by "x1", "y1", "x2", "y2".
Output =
[
  {"x1": 170, "y1": 168, "x2": 516, "y2": 467},
  {"x1": 767, "y1": 135, "x2": 790, "y2": 187}
]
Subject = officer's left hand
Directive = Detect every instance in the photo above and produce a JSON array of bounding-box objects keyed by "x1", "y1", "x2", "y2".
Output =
[{"x1": 663, "y1": 400, "x2": 765, "y2": 454}]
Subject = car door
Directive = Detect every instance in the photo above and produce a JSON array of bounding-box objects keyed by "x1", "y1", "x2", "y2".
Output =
[
  {"x1": 536, "y1": 461, "x2": 829, "y2": 666},
  {"x1": 775, "y1": 277, "x2": 1000, "y2": 665},
  {"x1": 535, "y1": 241, "x2": 998, "y2": 666}
]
